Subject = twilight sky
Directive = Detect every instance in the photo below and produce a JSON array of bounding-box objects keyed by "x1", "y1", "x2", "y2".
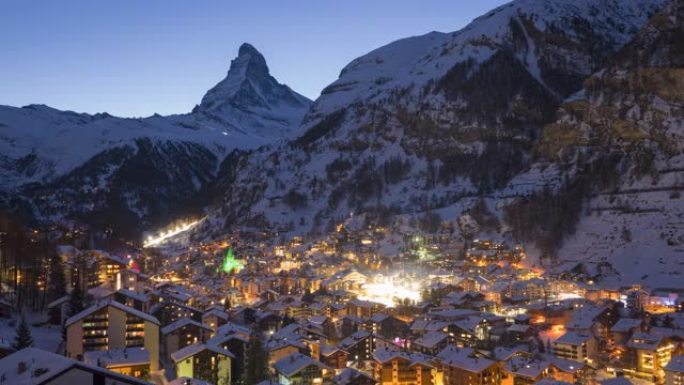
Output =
[{"x1": 1, "y1": 0, "x2": 508, "y2": 117}]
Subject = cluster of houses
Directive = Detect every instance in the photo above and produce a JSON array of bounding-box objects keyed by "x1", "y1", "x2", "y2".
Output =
[{"x1": 3, "y1": 231, "x2": 684, "y2": 385}]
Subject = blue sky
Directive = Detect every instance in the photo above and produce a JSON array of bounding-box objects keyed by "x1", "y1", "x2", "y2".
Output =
[{"x1": 0, "y1": 0, "x2": 508, "y2": 117}]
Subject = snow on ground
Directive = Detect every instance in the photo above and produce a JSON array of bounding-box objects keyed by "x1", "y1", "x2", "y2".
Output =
[{"x1": 0, "y1": 316, "x2": 63, "y2": 353}]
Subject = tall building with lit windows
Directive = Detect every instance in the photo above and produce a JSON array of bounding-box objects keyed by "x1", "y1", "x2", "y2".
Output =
[
  {"x1": 65, "y1": 299, "x2": 160, "y2": 371},
  {"x1": 627, "y1": 332, "x2": 675, "y2": 382}
]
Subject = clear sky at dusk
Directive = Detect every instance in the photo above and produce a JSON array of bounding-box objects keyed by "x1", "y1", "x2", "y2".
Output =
[{"x1": 0, "y1": 0, "x2": 509, "y2": 117}]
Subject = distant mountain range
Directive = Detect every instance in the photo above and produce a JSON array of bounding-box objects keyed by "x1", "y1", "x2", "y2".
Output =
[
  {"x1": 0, "y1": 43, "x2": 311, "y2": 236},
  {"x1": 2, "y1": 0, "x2": 682, "y2": 286}
]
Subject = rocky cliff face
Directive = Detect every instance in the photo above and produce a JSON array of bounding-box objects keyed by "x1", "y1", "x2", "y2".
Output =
[
  {"x1": 517, "y1": 0, "x2": 684, "y2": 287},
  {"x1": 0, "y1": 44, "x2": 311, "y2": 237}
]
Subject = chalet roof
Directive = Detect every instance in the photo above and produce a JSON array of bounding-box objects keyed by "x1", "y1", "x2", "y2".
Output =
[
  {"x1": 83, "y1": 347, "x2": 150, "y2": 368},
  {"x1": 273, "y1": 353, "x2": 329, "y2": 377},
  {"x1": 338, "y1": 330, "x2": 371, "y2": 350},
  {"x1": 436, "y1": 346, "x2": 495, "y2": 373},
  {"x1": 161, "y1": 318, "x2": 211, "y2": 335},
  {"x1": 414, "y1": 331, "x2": 447, "y2": 349},
  {"x1": 504, "y1": 356, "x2": 551, "y2": 378},
  {"x1": 373, "y1": 348, "x2": 434, "y2": 368},
  {"x1": 170, "y1": 342, "x2": 234, "y2": 362},
  {"x1": 610, "y1": 318, "x2": 642, "y2": 333},
  {"x1": 333, "y1": 367, "x2": 374, "y2": 385},
  {"x1": 65, "y1": 299, "x2": 160, "y2": 327},
  {"x1": 0, "y1": 348, "x2": 150, "y2": 385},
  {"x1": 627, "y1": 331, "x2": 667, "y2": 351},
  {"x1": 116, "y1": 289, "x2": 150, "y2": 303},
  {"x1": 203, "y1": 307, "x2": 229, "y2": 320},
  {"x1": 554, "y1": 331, "x2": 593, "y2": 346}
]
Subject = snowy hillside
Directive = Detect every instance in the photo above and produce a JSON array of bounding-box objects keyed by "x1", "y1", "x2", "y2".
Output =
[
  {"x1": 198, "y1": 0, "x2": 667, "y2": 240},
  {"x1": 0, "y1": 43, "x2": 311, "y2": 235},
  {"x1": 534, "y1": 0, "x2": 684, "y2": 288}
]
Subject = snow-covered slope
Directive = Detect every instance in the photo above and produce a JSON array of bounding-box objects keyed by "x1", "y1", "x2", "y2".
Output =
[
  {"x1": 0, "y1": 43, "x2": 311, "y2": 235},
  {"x1": 308, "y1": 0, "x2": 662, "y2": 121},
  {"x1": 197, "y1": 0, "x2": 666, "y2": 241},
  {"x1": 530, "y1": 0, "x2": 684, "y2": 288}
]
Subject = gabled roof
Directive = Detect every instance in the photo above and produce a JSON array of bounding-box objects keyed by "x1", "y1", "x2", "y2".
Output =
[
  {"x1": 203, "y1": 307, "x2": 229, "y2": 320},
  {"x1": 170, "y1": 342, "x2": 235, "y2": 362},
  {"x1": 161, "y1": 317, "x2": 211, "y2": 335},
  {"x1": 566, "y1": 304, "x2": 607, "y2": 330},
  {"x1": 0, "y1": 348, "x2": 151, "y2": 385},
  {"x1": 610, "y1": 318, "x2": 642, "y2": 333},
  {"x1": 627, "y1": 331, "x2": 667, "y2": 351},
  {"x1": 555, "y1": 331, "x2": 593, "y2": 346},
  {"x1": 273, "y1": 353, "x2": 329, "y2": 377},
  {"x1": 437, "y1": 346, "x2": 495, "y2": 373},
  {"x1": 116, "y1": 289, "x2": 150, "y2": 303},
  {"x1": 333, "y1": 367, "x2": 374, "y2": 385},
  {"x1": 83, "y1": 347, "x2": 150, "y2": 368},
  {"x1": 338, "y1": 330, "x2": 371, "y2": 350},
  {"x1": 373, "y1": 348, "x2": 434, "y2": 368},
  {"x1": 414, "y1": 331, "x2": 448, "y2": 349},
  {"x1": 65, "y1": 299, "x2": 160, "y2": 327},
  {"x1": 504, "y1": 356, "x2": 551, "y2": 378},
  {"x1": 216, "y1": 321, "x2": 252, "y2": 337}
]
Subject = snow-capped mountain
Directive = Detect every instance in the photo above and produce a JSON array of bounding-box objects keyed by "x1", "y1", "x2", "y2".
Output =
[
  {"x1": 195, "y1": 43, "x2": 312, "y2": 139},
  {"x1": 198, "y1": 0, "x2": 667, "y2": 240},
  {"x1": 0, "y1": 43, "x2": 311, "y2": 236}
]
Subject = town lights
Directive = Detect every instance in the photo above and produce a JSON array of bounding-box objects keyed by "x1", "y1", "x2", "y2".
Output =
[
  {"x1": 143, "y1": 220, "x2": 200, "y2": 248},
  {"x1": 356, "y1": 276, "x2": 422, "y2": 307}
]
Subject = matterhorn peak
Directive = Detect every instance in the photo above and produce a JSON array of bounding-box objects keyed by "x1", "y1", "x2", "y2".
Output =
[
  {"x1": 194, "y1": 42, "x2": 312, "y2": 137},
  {"x1": 234, "y1": 42, "x2": 269, "y2": 78}
]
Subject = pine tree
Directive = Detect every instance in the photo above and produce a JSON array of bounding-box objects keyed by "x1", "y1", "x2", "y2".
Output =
[
  {"x1": 47, "y1": 253, "x2": 67, "y2": 303},
  {"x1": 244, "y1": 335, "x2": 268, "y2": 385},
  {"x1": 12, "y1": 318, "x2": 34, "y2": 350},
  {"x1": 67, "y1": 274, "x2": 85, "y2": 317}
]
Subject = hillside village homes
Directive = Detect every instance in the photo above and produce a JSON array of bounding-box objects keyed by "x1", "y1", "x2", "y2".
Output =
[{"x1": 4, "y1": 232, "x2": 684, "y2": 385}]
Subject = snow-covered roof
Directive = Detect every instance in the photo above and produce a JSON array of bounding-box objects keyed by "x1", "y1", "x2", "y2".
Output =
[
  {"x1": 170, "y1": 342, "x2": 235, "y2": 362},
  {"x1": 627, "y1": 331, "x2": 667, "y2": 351},
  {"x1": 504, "y1": 355, "x2": 551, "y2": 378},
  {"x1": 203, "y1": 307, "x2": 229, "y2": 320},
  {"x1": 83, "y1": 347, "x2": 150, "y2": 368},
  {"x1": 216, "y1": 321, "x2": 252, "y2": 337},
  {"x1": 414, "y1": 331, "x2": 448, "y2": 349},
  {"x1": 610, "y1": 318, "x2": 642, "y2": 333},
  {"x1": 65, "y1": 299, "x2": 160, "y2": 327},
  {"x1": 0, "y1": 348, "x2": 150, "y2": 385},
  {"x1": 333, "y1": 367, "x2": 374, "y2": 385},
  {"x1": 116, "y1": 289, "x2": 150, "y2": 303},
  {"x1": 273, "y1": 353, "x2": 329, "y2": 377},
  {"x1": 338, "y1": 330, "x2": 371, "y2": 350},
  {"x1": 566, "y1": 304, "x2": 606, "y2": 330},
  {"x1": 373, "y1": 348, "x2": 434, "y2": 368},
  {"x1": 436, "y1": 346, "x2": 494, "y2": 373},
  {"x1": 161, "y1": 317, "x2": 211, "y2": 335},
  {"x1": 554, "y1": 331, "x2": 593, "y2": 346}
]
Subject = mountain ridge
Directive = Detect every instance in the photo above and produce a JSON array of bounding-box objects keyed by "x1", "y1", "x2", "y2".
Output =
[{"x1": 0, "y1": 43, "x2": 311, "y2": 236}]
